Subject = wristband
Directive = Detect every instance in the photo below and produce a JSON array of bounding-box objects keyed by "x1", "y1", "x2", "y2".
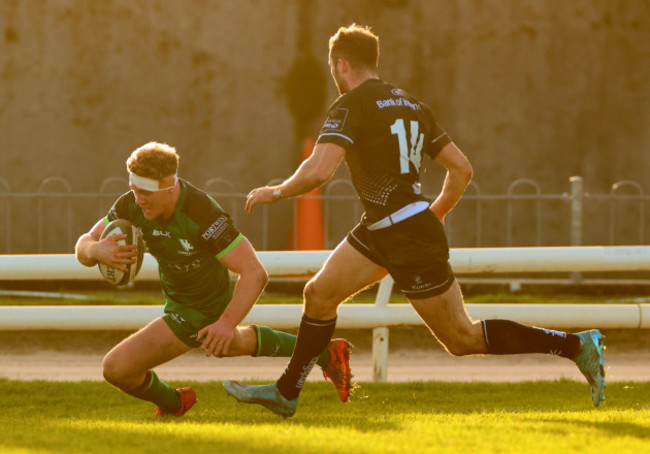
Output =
[{"x1": 273, "y1": 187, "x2": 283, "y2": 200}]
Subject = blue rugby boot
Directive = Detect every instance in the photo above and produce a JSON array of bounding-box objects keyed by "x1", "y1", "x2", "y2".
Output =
[
  {"x1": 223, "y1": 380, "x2": 298, "y2": 418},
  {"x1": 573, "y1": 330, "x2": 606, "y2": 407}
]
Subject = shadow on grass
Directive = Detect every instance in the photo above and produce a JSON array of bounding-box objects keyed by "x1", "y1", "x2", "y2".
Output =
[
  {"x1": 518, "y1": 417, "x2": 650, "y2": 442},
  {"x1": 3, "y1": 379, "x2": 650, "y2": 453}
]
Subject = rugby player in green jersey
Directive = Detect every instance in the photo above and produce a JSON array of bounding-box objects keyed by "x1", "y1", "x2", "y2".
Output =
[
  {"x1": 75, "y1": 142, "x2": 352, "y2": 417},
  {"x1": 224, "y1": 24, "x2": 605, "y2": 417}
]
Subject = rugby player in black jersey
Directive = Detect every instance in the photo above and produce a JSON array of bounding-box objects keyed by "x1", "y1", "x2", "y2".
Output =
[
  {"x1": 75, "y1": 142, "x2": 353, "y2": 417},
  {"x1": 224, "y1": 24, "x2": 606, "y2": 417}
]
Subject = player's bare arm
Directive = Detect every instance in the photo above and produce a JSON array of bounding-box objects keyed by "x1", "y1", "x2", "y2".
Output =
[
  {"x1": 245, "y1": 143, "x2": 345, "y2": 213},
  {"x1": 75, "y1": 219, "x2": 137, "y2": 271},
  {"x1": 430, "y1": 142, "x2": 474, "y2": 224},
  {"x1": 196, "y1": 237, "x2": 269, "y2": 357}
]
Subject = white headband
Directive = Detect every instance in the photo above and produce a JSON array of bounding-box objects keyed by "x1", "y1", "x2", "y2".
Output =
[{"x1": 129, "y1": 172, "x2": 178, "y2": 192}]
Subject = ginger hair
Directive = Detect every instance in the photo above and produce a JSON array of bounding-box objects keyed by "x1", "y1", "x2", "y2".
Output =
[{"x1": 126, "y1": 142, "x2": 179, "y2": 180}]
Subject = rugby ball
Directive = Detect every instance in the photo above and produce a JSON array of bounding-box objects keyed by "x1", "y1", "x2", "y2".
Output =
[{"x1": 98, "y1": 219, "x2": 144, "y2": 286}]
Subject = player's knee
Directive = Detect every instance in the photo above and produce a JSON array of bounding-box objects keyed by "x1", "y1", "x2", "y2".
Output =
[
  {"x1": 102, "y1": 352, "x2": 127, "y2": 386},
  {"x1": 303, "y1": 280, "x2": 337, "y2": 318},
  {"x1": 102, "y1": 355, "x2": 118, "y2": 384},
  {"x1": 303, "y1": 279, "x2": 324, "y2": 306}
]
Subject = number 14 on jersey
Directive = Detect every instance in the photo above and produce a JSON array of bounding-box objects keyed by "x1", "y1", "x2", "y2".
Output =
[{"x1": 390, "y1": 118, "x2": 424, "y2": 174}]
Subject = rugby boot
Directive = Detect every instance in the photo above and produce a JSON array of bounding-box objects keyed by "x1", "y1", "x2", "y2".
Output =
[
  {"x1": 573, "y1": 330, "x2": 606, "y2": 407},
  {"x1": 223, "y1": 380, "x2": 297, "y2": 418},
  {"x1": 154, "y1": 387, "x2": 197, "y2": 417},
  {"x1": 322, "y1": 338, "x2": 354, "y2": 402}
]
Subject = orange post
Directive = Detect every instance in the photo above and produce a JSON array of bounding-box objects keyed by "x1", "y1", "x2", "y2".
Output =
[{"x1": 293, "y1": 137, "x2": 325, "y2": 250}]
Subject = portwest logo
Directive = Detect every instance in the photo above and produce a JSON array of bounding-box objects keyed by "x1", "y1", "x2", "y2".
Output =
[{"x1": 202, "y1": 216, "x2": 228, "y2": 241}]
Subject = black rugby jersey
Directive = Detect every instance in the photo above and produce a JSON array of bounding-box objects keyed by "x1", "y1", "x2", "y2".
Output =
[
  {"x1": 104, "y1": 179, "x2": 243, "y2": 320},
  {"x1": 316, "y1": 79, "x2": 451, "y2": 223}
]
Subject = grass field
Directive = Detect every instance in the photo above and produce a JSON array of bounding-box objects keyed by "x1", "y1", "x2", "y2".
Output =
[
  {"x1": 3, "y1": 379, "x2": 650, "y2": 453},
  {"x1": 3, "y1": 290, "x2": 650, "y2": 453}
]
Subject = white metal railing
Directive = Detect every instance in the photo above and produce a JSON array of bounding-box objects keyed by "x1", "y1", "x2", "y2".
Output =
[
  {"x1": 1, "y1": 246, "x2": 650, "y2": 381},
  {"x1": 3, "y1": 246, "x2": 650, "y2": 280}
]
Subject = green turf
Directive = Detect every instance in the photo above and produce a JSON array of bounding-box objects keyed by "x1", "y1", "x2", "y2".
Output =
[{"x1": 3, "y1": 379, "x2": 649, "y2": 453}]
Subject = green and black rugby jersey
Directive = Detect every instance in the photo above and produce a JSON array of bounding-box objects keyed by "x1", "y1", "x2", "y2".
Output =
[
  {"x1": 316, "y1": 79, "x2": 451, "y2": 223},
  {"x1": 104, "y1": 179, "x2": 244, "y2": 320}
]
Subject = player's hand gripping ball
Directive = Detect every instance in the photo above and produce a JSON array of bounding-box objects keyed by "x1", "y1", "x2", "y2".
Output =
[{"x1": 98, "y1": 219, "x2": 144, "y2": 286}]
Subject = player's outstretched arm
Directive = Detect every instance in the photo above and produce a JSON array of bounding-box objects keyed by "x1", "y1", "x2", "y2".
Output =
[
  {"x1": 430, "y1": 142, "x2": 473, "y2": 224},
  {"x1": 245, "y1": 143, "x2": 345, "y2": 213}
]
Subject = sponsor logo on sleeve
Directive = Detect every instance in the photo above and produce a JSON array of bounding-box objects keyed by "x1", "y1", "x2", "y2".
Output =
[
  {"x1": 201, "y1": 216, "x2": 230, "y2": 241},
  {"x1": 322, "y1": 108, "x2": 349, "y2": 131}
]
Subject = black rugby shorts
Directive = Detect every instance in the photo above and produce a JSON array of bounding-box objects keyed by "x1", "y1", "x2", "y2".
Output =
[{"x1": 347, "y1": 209, "x2": 455, "y2": 299}]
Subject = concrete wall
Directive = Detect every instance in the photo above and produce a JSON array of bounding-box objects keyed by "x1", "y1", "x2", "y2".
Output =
[{"x1": 1, "y1": 0, "x2": 649, "y2": 250}]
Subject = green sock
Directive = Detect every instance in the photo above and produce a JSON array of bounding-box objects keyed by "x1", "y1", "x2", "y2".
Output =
[
  {"x1": 254, "y1": 325, "x2": 330, "y2": 368},
  {"x1": 130, "y1": 370, "x2": 181, "y2": 413}
]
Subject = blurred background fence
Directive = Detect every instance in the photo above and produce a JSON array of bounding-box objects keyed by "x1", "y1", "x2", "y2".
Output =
[{"x1": 1, "y1": 175, "x2": 648, "y2": 256}]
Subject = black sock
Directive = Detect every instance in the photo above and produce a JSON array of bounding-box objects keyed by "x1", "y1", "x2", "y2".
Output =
[
  {"x1": 482, "y1": 319, "x2": 581, "y2": 358},
  {"x1": 276, "y1": 314, "x2": 337, "y2": 400}
]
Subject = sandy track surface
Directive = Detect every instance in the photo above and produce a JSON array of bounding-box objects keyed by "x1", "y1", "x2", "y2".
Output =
[
  {"x1": 2, "y1": 343, "x2": 649, "y2": 383},
  {"x1": 2, "y1": 327, "x2": 649, "y2": 383}
]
